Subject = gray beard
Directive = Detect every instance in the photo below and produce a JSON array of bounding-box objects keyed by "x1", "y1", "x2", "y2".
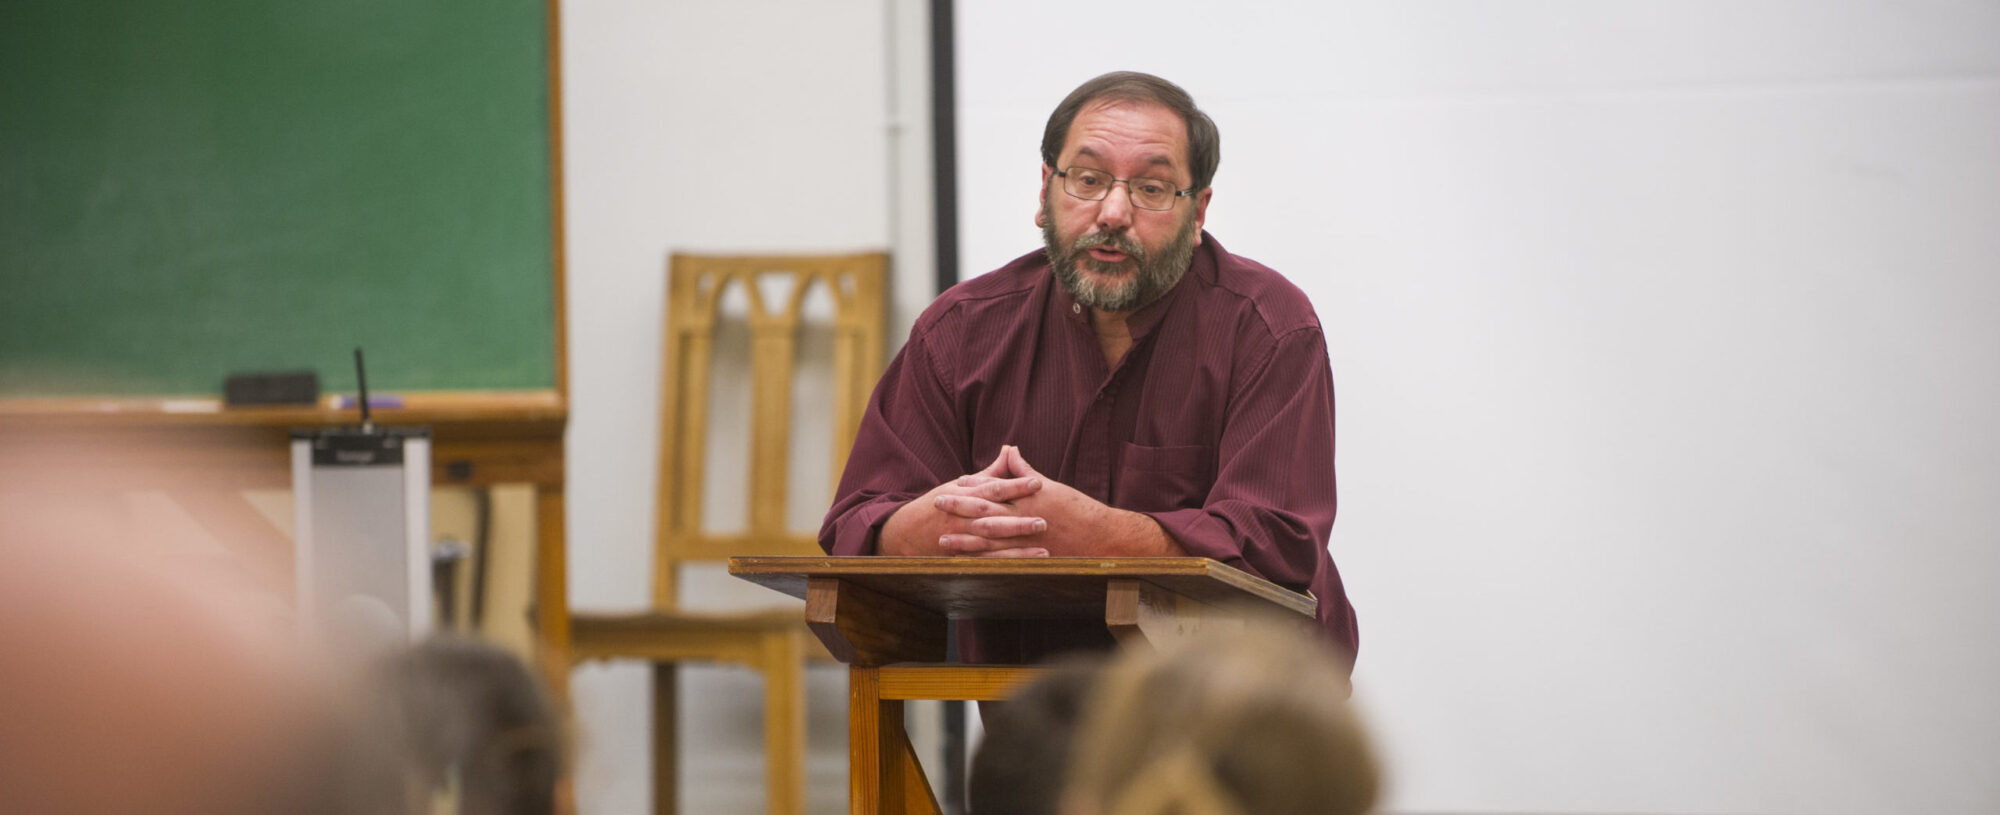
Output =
[{"x1": 1041, "y1": 195, "x2": 1200, "y2": 313}]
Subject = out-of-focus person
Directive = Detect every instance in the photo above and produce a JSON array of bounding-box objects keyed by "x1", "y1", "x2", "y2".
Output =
[
  {"x1": 1061, "y1": 623, "x2": 1381, "y2": 815},
  {"x1": 0, "y1": 450, "x2": 567, "y2": 815},
  {"x1": 370, "y1": 636, "x2": 567, "y2": 815},
  {"x1": 969, "y1": 656, "x2": 1105, "y2": 815},
  {"x1": 0, "y1": 516, "x2": 334, "y2": 815}
]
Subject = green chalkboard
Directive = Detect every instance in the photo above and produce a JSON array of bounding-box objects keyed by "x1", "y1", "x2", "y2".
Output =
[{"x1": 1, "y1": 0, "x2": 557, "y2": 397}]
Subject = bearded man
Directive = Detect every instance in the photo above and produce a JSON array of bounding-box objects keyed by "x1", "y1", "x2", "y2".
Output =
[{"x1": 819, "y1": 71, "x2": 1357, "y2": 667}]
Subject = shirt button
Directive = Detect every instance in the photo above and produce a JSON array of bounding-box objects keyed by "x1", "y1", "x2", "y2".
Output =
[{"x1": 1072, "y1": 303, "x2": 1081, "y2": 314}]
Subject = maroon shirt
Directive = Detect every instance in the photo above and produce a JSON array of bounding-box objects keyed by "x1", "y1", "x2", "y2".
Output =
[{"x1": 819, "y1": 233, "x2": 1357, "y2": 667}]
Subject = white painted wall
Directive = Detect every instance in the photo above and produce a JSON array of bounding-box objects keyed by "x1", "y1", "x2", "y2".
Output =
[
  {"x1": 561, "y1": 1, "x2": 935, "y2": 812},
  {"x1": 956, "y1": 2, "x2": 2000, "y2": 814}
]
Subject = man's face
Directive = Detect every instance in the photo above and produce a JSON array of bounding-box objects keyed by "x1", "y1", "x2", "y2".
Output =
[{"x1": 1039, "y1": 99, "x2": 1212, "y2": 314}]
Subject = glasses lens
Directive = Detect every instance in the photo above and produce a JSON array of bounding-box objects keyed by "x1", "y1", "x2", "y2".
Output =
[
  {"x1": 1128, "y1": 178, "x2": 1177, "y2": 210},
  {"x1": 1064, "y1": 168, "x2": 1111, "y2": 200}
]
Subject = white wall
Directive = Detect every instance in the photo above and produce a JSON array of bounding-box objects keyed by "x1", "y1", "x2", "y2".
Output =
[
  {"x1": 956, "y1": 2, "x2": 2000, "y2": 814},
  {"x1": 561, "y1": 1, "x2": 934, "y2": 812}
]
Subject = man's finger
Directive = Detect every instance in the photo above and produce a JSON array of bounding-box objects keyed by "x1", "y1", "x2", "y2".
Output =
[
  {"x1": 967, "y1": 515, "x2": 1046, "y2": 538},
  {"x1": 933, "y1": 494, "x2": 1015, "y2": 519},
  {"x1": 971, "y1": 475, "x2": 1041, "y2": 503},
  {"x1": 973, "y1": 547, "x2": 1050, "y2": 558},
  {"x1": 1001, "y1": 445, "x2": 1042, "y2": 478},
  {"x1": 938, "y1": 531, "x2": 1044, "y2": 552},
  {"x1": 972, "y1": 446, "x2": 1015, "y2": 478}
]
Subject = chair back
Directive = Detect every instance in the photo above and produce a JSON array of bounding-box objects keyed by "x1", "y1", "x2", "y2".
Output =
[{"x1": 653, "y1": 252, "x2": 887, "y2": 607}]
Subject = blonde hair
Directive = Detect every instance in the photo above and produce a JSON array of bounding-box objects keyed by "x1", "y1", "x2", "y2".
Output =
[{"x1": 1064, "y1": 624, "x2": 1380, "y2": 815}]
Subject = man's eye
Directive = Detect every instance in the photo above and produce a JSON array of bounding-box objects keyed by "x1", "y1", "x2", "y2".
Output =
[
  {"x1": 1135, "y1": 180, "x2": 1170, "y2": 196},
  {"x1": 1074, "y1": 173, "x2": 1105, "y2": 188}
]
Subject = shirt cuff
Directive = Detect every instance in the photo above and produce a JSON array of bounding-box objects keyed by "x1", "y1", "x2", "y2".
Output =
[{"x1": 828, "y1": 497, "x2": 911, "y2": 556}]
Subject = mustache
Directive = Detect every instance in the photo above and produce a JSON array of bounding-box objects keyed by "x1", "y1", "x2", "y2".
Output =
[{"x1": 1071, "y1": 230, "x2": 1145, "y2": 261}]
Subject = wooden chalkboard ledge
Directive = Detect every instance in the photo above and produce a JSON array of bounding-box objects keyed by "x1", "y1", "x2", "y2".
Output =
[{"x1": 0, "y1": 389, "x2": 565, "y2": 427}]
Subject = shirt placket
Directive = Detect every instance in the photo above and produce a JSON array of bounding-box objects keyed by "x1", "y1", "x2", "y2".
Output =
[{"x1": 1073, "y1": 377, "x2": 1119, "y2": 503}]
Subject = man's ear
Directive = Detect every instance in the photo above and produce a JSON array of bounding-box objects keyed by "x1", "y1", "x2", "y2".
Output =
[
  {"x1": 1193, "y1": 187, "x2": 1213, "y2": 244},
  {"x1": 1037, "y1": 165, "x2": 1054, "y2": 227}
]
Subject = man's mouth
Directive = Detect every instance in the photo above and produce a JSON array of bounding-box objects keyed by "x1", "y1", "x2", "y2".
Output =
[{"x1": 1087, "y1": 247, "x2": 1129, "y2": 263}]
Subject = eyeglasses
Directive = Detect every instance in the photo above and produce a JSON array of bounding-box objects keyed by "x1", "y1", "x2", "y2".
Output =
[{"x1": 1053, "y1": 166, "x2": 1196, "y2": 211}]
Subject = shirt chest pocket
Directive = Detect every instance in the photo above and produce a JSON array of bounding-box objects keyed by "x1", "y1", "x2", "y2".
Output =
[{"x1": 1113, "y1": 442, "x2": 1213, "y2": 513}]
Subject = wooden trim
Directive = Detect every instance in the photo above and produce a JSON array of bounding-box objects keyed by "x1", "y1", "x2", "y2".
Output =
[
  {"x1": 1105, "y1": 577, "x2": 1220, "y2": 651},
  {"x1": 732, "y1": 556, "x2": 1318, "y2": 618},
  {"x1": 536, "y1": 484, "x2": 570, "y2": 695},
  {"x1": 892, "y1": 719, "x2": 943, "y2": 815},
  {"x1": 761, "y1": 629, "x2": 808, "y2": 815},
  {"x1": 805, "y1": 577, "x2": 947, "y2": 666},
  {"x1": 877, "y1": 666, "x2": 1043, "y2": 702},
  {"x1": 0, "y1": 394, "x2": 566, "y2": 492},
  {"x1": 0, "y1": 390, "x2": 566, "y2": 426},
  {"x1": 850, "y1": 667, "x2": 887, "y2": 815},
  {"x1": 545, "y1": 0, "x2": 569, "y2": 401}
]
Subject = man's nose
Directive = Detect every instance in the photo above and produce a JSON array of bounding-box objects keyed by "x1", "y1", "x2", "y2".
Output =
[{"x1": 1095, "y1": 183, "x2": 1134, "y2": 232}]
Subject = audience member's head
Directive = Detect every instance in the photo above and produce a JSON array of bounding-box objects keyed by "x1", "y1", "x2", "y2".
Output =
[
  {"x1": 970, "y1": 655, "x2": 1105, "y2": 815},
  {"x1": 1062, "y1": 623, "x2": 1381, "y2": 815},
  {"x1": 372, "y1": 636, "x2": 566, "y2": 815}
]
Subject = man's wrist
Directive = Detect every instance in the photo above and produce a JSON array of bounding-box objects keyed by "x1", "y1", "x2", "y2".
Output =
[
  {"x1": 1098, "y1": 507, "x2": 1185, "y2": 557},
  {"x1": 878, "y1": 497, "x2": 928, "y2": 556}
]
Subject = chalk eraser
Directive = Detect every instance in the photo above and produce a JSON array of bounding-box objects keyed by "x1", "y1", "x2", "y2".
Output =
[{"x1": 223, "y1": 371, "x2": 319, "y2": 406}]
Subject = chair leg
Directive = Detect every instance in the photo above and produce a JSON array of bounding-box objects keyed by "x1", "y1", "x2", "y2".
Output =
[
  {"x1": 652, "y1": 663, "x2": 678, "y2": 815},
  {"x1": 761, "y1": 629, "x2": 808, "y2": 815}
]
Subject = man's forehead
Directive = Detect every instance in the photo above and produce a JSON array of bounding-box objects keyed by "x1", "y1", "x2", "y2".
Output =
[{"x1": 1061, "y1": 98, "x2": 1189, "y2": 169}]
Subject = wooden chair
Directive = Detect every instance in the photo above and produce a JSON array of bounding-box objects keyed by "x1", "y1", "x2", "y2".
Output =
[{"x1": 570, "y1": 252, "x2": 887, "y2": 815}]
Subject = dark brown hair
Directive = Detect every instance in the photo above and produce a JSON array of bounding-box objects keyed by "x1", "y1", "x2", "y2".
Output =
[{"x1": 1040, "y1": 71, "x2": 1222, "y2": 191}]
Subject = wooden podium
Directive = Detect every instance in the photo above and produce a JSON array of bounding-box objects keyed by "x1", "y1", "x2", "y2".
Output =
[{"x1": 728, "y1": 556, "x2": 1317, "y2": 815}]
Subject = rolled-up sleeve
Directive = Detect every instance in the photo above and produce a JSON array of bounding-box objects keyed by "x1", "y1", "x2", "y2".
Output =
[{"x1": 819, "y1": 320, "x2": 966, "y2": 555}]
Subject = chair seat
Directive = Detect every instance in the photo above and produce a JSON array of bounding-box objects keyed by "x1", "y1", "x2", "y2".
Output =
[{"x1": 571, "y1": 608, "x2": 835, "y2": 664}]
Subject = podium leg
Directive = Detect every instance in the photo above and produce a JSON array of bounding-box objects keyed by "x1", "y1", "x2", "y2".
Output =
[
  {"x1": 849, "y1": 666, "x2": 941, "y2": 815},
  {"x1": 849, "y1": 666, "x2": 884, "y2": 815}
]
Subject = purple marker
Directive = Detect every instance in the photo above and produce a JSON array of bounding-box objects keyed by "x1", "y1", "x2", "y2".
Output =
[{"x1": 336, "y1": 395, "x2": 404, "y2": 410}]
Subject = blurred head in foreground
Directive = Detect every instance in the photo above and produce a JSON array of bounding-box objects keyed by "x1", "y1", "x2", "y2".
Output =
[
  {"x1": 367, "y1": 636, "x2": 566, "y2": 815},
  {"x1": 1062, "y1": 623, "x2": 1381, "y2": 815},
  {"x1": 0, "y1": 524, "x2": 331, "y2": 815},
  {"x1": 971, "y1": 655, "x2": 1105, "y2": 815},
  {"x1": 0, "y1": 459, "x2": 564, "y2": 815}
]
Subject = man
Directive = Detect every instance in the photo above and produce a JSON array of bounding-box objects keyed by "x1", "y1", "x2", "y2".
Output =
[{"x1": 819, "y1": 71, "x2": 1356, "y2": 666}]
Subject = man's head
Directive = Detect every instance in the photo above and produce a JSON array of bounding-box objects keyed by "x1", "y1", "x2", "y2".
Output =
[{"x1": 1037, "y1": 72, "x2": 1219, "y2": 314}]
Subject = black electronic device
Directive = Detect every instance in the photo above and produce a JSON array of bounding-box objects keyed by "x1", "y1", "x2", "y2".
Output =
[{"x1": 222, "y1": 370, "x2": 319, "y2": 405}]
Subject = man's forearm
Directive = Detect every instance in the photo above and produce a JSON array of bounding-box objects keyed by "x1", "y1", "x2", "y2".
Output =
[{"x1": 1082, "y1": 506, "x2": 1187, "y2": 557}]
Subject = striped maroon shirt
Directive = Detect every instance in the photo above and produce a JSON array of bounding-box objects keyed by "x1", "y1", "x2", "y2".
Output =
[{"x1": 820, "y1": 233, "x2": 1356, "y2": 667}]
